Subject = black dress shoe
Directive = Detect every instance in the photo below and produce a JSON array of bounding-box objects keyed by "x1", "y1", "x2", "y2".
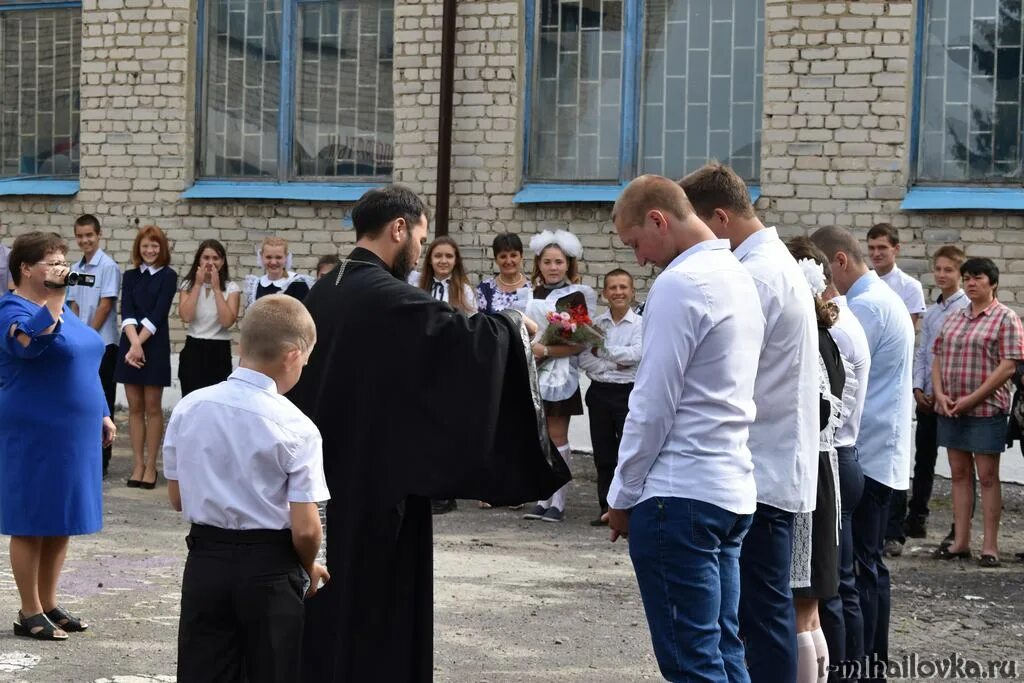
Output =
[
  {"x1": 126, "y1": 479, "x2": 141, "y2": 488},
  {"x1": 589, "y1": 517, "x2": 608, "y2": 527}
]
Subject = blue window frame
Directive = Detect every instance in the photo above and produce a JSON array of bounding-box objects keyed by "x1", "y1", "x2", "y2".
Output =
[
  {"x1": 905, "y1": 0, "x2": 1024, "y2": 209},
  {"x1": 196, "y1": 0, "x2": 394, "y2": 184},
  {"x1": 0, "y1": 1, "x2": 81, "y2": 181},
  {"x1": 522, "y1": 0, "x2": 764, "y2": 192}
]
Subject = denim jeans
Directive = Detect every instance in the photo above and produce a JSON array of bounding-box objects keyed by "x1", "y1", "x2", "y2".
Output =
[
  {"x1": 819, "y1": 445, "x2": 866, "y2": 682},
  {"x1": 738, "y1": 503, "x2": 797, "y2": 683},
  {"x1": 629, "y1": 497, "x2": 753, "y2": 683},
  {"x1": 853, "y1": 476, "x2": 893, "y2": 681}
]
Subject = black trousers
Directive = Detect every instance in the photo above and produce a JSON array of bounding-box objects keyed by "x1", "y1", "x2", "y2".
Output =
[
  {"x1": 178, "y1": 525, "x2": 305, "y2": 683},
  {"x1": 585, "y1": 381, "x2": 632, "y2": 513},
  {"x1": 99, "y1": 344, "x2": 117, "y2": 474}
]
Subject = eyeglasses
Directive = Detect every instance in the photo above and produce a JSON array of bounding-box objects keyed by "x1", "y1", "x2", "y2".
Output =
[{"x1": 36, "y1": 261, "x2": 70, "y2": 268}]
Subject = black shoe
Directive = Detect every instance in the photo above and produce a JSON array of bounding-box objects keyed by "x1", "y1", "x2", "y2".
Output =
[
  {"x1": 431, "y1": 499, "x2": 457, "y2": 515},
  {"x1": 939, "y1": 525, "x2": 955, "y2": 551},
  {"x1": 903, "y1": 517, "x2": 927, "y2": 539},
  {"x1": 589, "y1": 516, "x2": 608, "y2": 527}
]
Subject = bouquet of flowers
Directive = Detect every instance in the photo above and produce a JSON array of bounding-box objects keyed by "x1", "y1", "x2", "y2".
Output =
[{"x1": 538, "y1": 292, "x2": 605, "y2": 350}]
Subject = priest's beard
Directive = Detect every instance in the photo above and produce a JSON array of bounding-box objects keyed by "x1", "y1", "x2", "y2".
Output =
[{"x1": 390, "y1": 235, "x2": 418, "y2": 282}]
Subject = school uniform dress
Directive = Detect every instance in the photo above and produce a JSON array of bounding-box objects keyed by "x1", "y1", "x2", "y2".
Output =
[
  {"x1": 245, "y1": 272, "x2": 311, "y2": 307},
  {"x1": 0, "y1": 295, "x2": 106, "y2": 536},
  {"x1": 163, "y1": 367, "x2": 329, "y2": 683},
  {"x1": 407, "y1": 271, "x2": 478, "y2": 315},
  {"x1": 529, "y1": 282, "x2": 598, "y2": 417},
  {"x1": 178, "y1": 280, "x2": 240, "y2": 397},
  {"x1": 578, "y1": 307, "x2": 642, "y2": 515},
  {"x1": 67, "y1": 248, "x2": 121, "y2": 473},
  {"x1": 115, "y1": 265, "x2": 177, "y2": 387}
]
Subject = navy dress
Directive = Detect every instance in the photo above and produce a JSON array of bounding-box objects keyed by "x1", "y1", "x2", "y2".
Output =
[
  {"x1": 0, "y1": 295, "x2": 106, "y2": 536},
  {"x1": 115, "y1": 266, "x2": 177, "y2": 387}
]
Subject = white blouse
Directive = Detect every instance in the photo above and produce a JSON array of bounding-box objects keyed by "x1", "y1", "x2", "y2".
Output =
[{"x1": 181, "y1": 280, "x2": 240, "y2": 341}]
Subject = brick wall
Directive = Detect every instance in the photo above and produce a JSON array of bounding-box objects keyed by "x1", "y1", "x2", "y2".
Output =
[{"x1": 1, "y1": 0, "x2": 1022, "y2": 326}]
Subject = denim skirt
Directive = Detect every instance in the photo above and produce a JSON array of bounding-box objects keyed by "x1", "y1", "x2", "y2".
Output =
[{"x1": 936, "y1": 414, "x2": 1008, "y2": 454}]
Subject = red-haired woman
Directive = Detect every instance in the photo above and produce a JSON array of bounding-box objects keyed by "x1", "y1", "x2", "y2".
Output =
[{"x1": 115, "y1": 226, "x2": 177, "y2": 490}]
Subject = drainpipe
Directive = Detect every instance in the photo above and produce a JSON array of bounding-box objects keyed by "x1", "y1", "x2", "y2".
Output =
[{"x1": 434, "y1": 0, "x2": 457, "y2": 237}]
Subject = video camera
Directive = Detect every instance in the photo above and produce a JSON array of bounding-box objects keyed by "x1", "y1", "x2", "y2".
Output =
[{"x1": 44, "y1": 272, "x2": 96, "y2": 289}]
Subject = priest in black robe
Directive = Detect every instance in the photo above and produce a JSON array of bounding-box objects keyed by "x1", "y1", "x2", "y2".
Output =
[{"x1": 289, "y1": 185, "x2": 570, "y2": 682}]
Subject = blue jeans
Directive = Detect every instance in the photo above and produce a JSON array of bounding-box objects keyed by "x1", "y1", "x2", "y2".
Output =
[
  {"x1": 820, "y1": 445, "x2": 866, "y2": 681},
  {"x1": 738, "y1": 503, "x2": 797, "y2": 683},
  {"x1": 629, "y1": 497, "x2": 753, "y2": 683},
  {"x1": 853, "y1": 476, "x2": 893, "y2": 680}
]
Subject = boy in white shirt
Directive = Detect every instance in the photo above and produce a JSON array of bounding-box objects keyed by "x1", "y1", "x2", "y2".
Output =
[
  {"x1": 163, "y1": 294, "x2": 330, "y2": 683},
  {"x1": 579, "y1": 269, "x2": 642, "y2": 526}
]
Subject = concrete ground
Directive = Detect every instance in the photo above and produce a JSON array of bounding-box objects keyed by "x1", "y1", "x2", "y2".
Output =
[{"x1": 0, "y1": 435, "x2": 1022, "y2": 682}]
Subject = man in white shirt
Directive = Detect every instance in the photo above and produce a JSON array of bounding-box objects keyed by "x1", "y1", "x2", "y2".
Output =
[
  {"x1": 867, "y1": 222, "x2": 926, "y2": 326},
  {"x1": 811, "y1": 226, "x2": 914, "y2": 677},
  {"x1": 866, "y1": 223, "x2": 926, "y2": 558},
  {"x1": 681, "y1": 163, "x2": 819, "y2": 683},
  {"x1": 578, "y1": 268, "x2": 642, "y2": 526},
  {"x1": 607, "y1": 175, "x2": 764, "y2": 682},
  {"x1": 66, "y1": 215, "x2": 122, "y2": 476}
]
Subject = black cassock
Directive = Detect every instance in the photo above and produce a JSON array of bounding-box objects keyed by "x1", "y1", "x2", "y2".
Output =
[{"x1": 289, "y1": 247, "x2": 569, "y2": 682}]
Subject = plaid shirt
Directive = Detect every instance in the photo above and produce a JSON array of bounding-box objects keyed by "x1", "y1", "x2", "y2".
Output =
[{"x1": 933, "y1": 299, "x2": 1024, "y2": 417}]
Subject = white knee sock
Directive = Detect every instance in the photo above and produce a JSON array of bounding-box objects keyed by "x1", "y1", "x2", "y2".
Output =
[
  {"x1": 811, "y1": 627, "x2": 829, "y2": 682},
  {"x1": 796, "y1": 631, "x2": 821, "y2": 683},
  {"x1": 540, "y1": 444, "x2": 572, "y2": 511}
]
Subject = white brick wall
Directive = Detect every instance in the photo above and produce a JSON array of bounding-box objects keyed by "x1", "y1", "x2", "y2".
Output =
[{"x1": 1, "y1": 0, "x2": 1022, "y2": 340}]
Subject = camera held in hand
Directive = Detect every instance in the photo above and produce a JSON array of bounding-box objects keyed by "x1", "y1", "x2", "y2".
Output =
[{"x1": 44, "y1": 272, "x2": 96, "y2": 289}]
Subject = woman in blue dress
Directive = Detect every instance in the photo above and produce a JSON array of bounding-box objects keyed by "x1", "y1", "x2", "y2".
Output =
[
  {"x1": 115, "y1": 226, "x2": 177, "y2": 490},
  {"x1": 0, "y1": 232, "x2": 115, "y2": 640}
]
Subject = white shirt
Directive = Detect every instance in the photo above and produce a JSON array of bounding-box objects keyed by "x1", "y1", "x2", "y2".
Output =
[
  {"x1": 181, "y1": 280, "x2": 240, "y2": 341},
  {"x1": 879, "y1": 265, "x2": 927, "y2": 316},
  {"x1": 913, "y1": 289, "x2": 967, "y2": 395},
  {"x1": 407, "y1": 271, "x2": 478, "y2": 315},
  {"x1": 578, "y1": 307, "x2": 642, "y2": 384},
  {"x1": 163, "y1": 367, "x2": 330, "y2": 530},
  {"x1": 607, "y1": 240, "x2": 764, "y2": 515},
  {"x1": 0, "y1": 244, "x2": 11, "y2": 297},
  {"x1": 67, "y1": 249, "x2": 121, "y2": 346},
  {"x1": 735, "y1": 227, "x2": 820, "y2": 513},
  {"x1": 846, "y1": 271, "x2": 915, "y2": 490},
  {"x1": 829, "y1": 296, "x2": 871, "y2": 449}
]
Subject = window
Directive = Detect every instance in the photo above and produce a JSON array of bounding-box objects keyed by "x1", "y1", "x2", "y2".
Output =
[
  {"x1": 198, "y1": 0, "x2": 394, "y2": 182},
  {"x1": 525, "y1": 0, "x2": 764, "y2": 185},
  {"x1": 916, "y1": 0, "x2": 1023, "y2": 184},
  {"x1": 0, "y1": 5, "x2": 81, "y2": 178}
]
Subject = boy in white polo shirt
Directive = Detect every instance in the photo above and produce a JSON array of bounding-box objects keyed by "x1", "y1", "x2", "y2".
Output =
[
  {"x1": 163, "y1": 294, "x2": 330, "y2": 683},
  {"x1": 867, "y1": 222, "x2": 926, "y2": 328}
]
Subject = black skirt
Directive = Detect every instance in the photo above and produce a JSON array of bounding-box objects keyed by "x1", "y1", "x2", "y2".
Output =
[
  {"x1": 178, "y1": 336, "x2": 233, "y2": 397},
  {"x1": 543, "y1": 387, "x2": 584, "y2": 417},
  {"x1": 793, "y1": 449, "x2": 839, "y2": 600}
]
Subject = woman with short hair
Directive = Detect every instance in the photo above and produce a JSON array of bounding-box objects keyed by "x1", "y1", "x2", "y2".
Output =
[
  {"x1": 476, "y1": 233, "x2": 532, "y2": 314},
  {"x1": 0, "y1": 231, "x2": 115, "y2": 640},
  {"x1": 932, "y1": 257, "x2": 1024, "y2": 567}
]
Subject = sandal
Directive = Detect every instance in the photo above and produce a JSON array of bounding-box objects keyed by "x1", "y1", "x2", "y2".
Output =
[
  {"x1": 933, "y1": 546, "x2": 972, "y2": 560},
  {"x1": 45, "y1": 605, "x2": 88, "y2": 632},
  {"x1": 977, "y1": 554, "x2": 1001, "y2": 568},
  {"x1": 13, "y1": 611, "x2": 68, "y2": 640}
]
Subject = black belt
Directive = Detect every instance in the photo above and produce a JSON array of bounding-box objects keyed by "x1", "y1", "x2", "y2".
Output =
[
  {"x1": 589, "y1": 381, "x2": 634, "y2": 391},
  {"x1": 188, "y1": 523, "x2": 292, "y2": 546}
]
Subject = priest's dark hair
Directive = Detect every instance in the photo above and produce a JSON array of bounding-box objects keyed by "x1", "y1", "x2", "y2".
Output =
[
  {"x1": 419, "y1": 235, "x2": 473, "y2": 314},
  {"x1": 351, "y1": 185, "x2": 429, "y2": 239},
  {"x1": 183, "y1": 239, "x2": 230, "y2": 292}
]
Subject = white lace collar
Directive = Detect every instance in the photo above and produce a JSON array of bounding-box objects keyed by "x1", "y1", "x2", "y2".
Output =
[{"x1": 259, "y1": 271, "x2": 297, "y2": 288}]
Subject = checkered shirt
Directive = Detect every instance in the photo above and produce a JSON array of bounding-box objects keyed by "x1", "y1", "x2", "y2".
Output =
[{"x1": 933, "y1": 299, "x2": 1024, "y2": 417}]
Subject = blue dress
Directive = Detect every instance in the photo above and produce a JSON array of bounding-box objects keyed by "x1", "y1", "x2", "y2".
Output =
[
  {"x1": 0, "y1": 295, "x2": 106, "y2": 536},
  {"x1": 115, "y1": 266, "x2": 177, "y2": 387}
]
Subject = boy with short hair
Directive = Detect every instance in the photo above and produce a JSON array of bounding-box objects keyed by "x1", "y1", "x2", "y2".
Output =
[
  {"x1": 867, "y1": 222, "x2": 927, "y2": 327},
  {"x1": 67, "y1": 214, "x2": 121, "y2": 475},
  {"x1": 163, "y1": 294, "x2": 330, "y2": 683},
  {"x1": 578, "y1": 268, "x2": 642, "y2": 526},
  {"x1": 903, "y1": 246, "x2": 969, "y2": 541}
]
